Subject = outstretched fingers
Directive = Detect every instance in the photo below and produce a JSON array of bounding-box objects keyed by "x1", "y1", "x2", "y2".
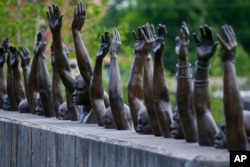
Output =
[{"x1": 204, "y1": 25, "x2": 213, "y2": 42}]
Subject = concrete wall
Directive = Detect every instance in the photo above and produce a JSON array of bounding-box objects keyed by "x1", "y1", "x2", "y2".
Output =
[{"x1": 0, "y1": 111, "x2": 229, "y2": 167}]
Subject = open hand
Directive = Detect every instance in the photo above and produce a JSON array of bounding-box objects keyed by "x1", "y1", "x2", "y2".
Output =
[
  {"x1": 193, "y1": 25, "x2": 218, "y2": 62},
  {"x1": 175, "y1": 22, "x2": 189, "y2": 60},
  {"x1": 217, "y1": 24, "x2": 237, "y2": 62},
  {"x1": 110, "y1": 28, "x2": 121, "y2": 54},
  {"x1": 96, "y1": 32, "x2": 110, "y2": 58},
  {"x1": 153, "y1": 24, "x2": 167, "y2": 55},
  {"x1": 47, "y1": 4, "x2": 63, "y2": 33},
  {"x1": 72, "y1": 2, "x2": 86, "y2": 31}
]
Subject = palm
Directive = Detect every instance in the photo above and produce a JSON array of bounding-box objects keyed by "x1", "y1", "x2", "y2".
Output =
[
  {"x1": 175, "y1": 35, "x2": 189, "y2": 60},
  {"x1": 110, "y1": 28, "x2": 121, "y2": 53},
  {"x1": 196, "y1": 41, "x2": 216, "y2": 61},
  {"x1": 153, "y1": 24, "x2": 167, "y2": 54},
  {"x1": 175, "y1": 22, "x2": 189, "y2": 60},
  {"x1": 19, "y1": 46, "x2": 30, "y2": 68},
  {"x1": 133, "y1": 27, "x2": 144, "y2": 54},
  {"x1": 72, "y1": 2, "x2": 86, "y2": 31},
  {"x1": 217, "y1": 24, "x2": 237, "y2": 62},
  {"x1": 49, "y1": 18, "x2": 61, "y2": 31},
  {"x1": 193, "y1": 25, "x2": 217, "y2": 62},
  {"x1": 47, "y1": 4, "x2": 63, "y2": 32}
]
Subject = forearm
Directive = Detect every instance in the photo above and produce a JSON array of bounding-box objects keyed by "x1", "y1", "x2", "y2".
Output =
[
  {"x1": 108, "y1": 53, "x2": 128, "y2": 129},
  {"x1": 22, "y1": 67, "x2": 30, "y2": 100},
  {"x1": 128, "y1": 55, "x2": 144, "y2": 100},
  {"x1": 12, "y1": 67, "x2": 25, "y2": 101},
  {"x1": 223, "y1": 61, "x2": 243, "y2": 121},
  {"x1": 194, "y1": 60, "x2": 211, "y2": 116},
  {"x1": 52, "y1": 32, "x2": 75, "y2": 93},
  {"x1": 90, "y1": 58, "x2": 104, "y2": 99},
  {"x1": 109, "y1": 53, "x2": 123, "y2": 98},
  {"x1": 153, "y1": 56, "x2": 170, "y2": 101},
  {"x1": 52, "y1": 70, "x2": 64, "y2": 104},
  {"x1": 143, "y1": 53, "x2": 162, "y2": 136},
  {"x1": 72, "y1": 30, "x2": 92, "y2": 85},
  {"x1": 127, "y1": 55, "x2": 144, "y2": 130},
  {"x1": 176, "y1": 57, "x2": 192, "y2": 108},
  {"x1": 52, "y1": 32, "x2": 71, "y2": 71},
  {"x1": 38, "y1": 59, "x2": 54, "y2": 117},
  {"x1": 176, "y1": 56, "x2": 197, "y2": 142}
]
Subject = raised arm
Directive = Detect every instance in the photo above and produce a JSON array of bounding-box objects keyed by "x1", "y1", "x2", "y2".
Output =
[
  {"x1": 217, "y1": 24, "x2": 249, "y2": 151},
  {"x1": 192, "y1": 25, "x2": 219, "y2": 146},
  {"x1": 7, "y1": 46, "x2": 25, "y2": 110},
  {"x1": 19, "y1": 46, "x2": 31, "y2": 104},
  {"x1": 35, "y1": 30, "x2": 54, "y2": 117},
  {"x1": 141, "y1": 23, "x2": 162, "y2": 136},
  {"x1": 51, "y1": 43, "x2": 64, "y2": 117},
  {"x1": 175, "y1": 22, "x2": 197, "y2": 142},
  {"x1": 72, "y1": 2, "x2": 92, "y2": 85},
  {"x1": 47, "y1": 4, "x2": 75, "y2": 93},
  {"x1": 89, "y1": 32, "x2": 110, "y2": 126},
  {"x1": 127, "y1": 27, "x2": 145, "y2": 131},
  {"x1": 152, "y1": 24, "x2": 172, "y2": 138},
  {"x1": 109, "y1": 28, "x2": 132, "y2": 130}
]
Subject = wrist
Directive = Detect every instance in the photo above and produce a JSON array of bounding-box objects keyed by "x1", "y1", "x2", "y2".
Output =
[
  {"x1": 196, "y1": 61, "x2": 210, "y2": 70},
  {"x1": 72, "y1": 29, "x2": 81, "y2": 34},
  {"x1": 178, "y1": 58, "x2": 188, "y2": 65}
]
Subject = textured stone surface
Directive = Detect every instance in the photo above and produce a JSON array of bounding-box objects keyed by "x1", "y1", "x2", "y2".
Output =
[{"x1": 0, "y1": 110, "x2": 229, "y2": 167}]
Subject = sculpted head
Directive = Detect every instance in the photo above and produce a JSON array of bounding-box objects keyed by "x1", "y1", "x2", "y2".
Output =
[
  {"x1": 2, "y1": 94, "x2": 11, "y2": 111},
  {"x1": 103, "y1": 107, "x2": 115, "y2": 129},
  {"x1": 73, "y1": 75, "x2": 90, "y2": 105},
  {"x1": 214, "y1": 120, "x2": 227, "y2": 149},
  {"x1": 170, "y1": 105, "x2": 184, "y2": 139},
  {"x1": 57, "y1": 101, "x2": 68, "y2": 120},
  {"x1": 18, "y1": 98, "x2": 30, "y2": 113},
  {"x1": 136, "y1": 106, "x2": 153, "y2": 134},
  {"x1": 124, "y1": 104, "x2": 133, "y2": 129},
  {"x1": 35, "y1": 94, "x2": 44, "y2": 115}
]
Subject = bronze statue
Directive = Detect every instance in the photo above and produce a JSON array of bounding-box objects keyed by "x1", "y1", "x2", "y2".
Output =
[
  {"x1": 27, "y1": 40, "x2": 39, "y2": 114},
  {"x1": 47, "y1": 3, "x2": 87, "y2": 121},
  {"x1": 35, "y1": 94, "x2": 44, "y2": 115},
  {"x1": 170, "y1": 105, "x2": 184, "y2": 139},
  {"x1": 108, "y1": 28, "x2": 133, "y2": 130},
  {"x1": 72, "y1": 2, "x2": 93, "y2": 87},
  {"x1": 216, "y1": 24, "x2": 249, "y2": 151},
  {"x1": 175, "y1": 22, "x2": 197, "y2": 142},
  {"x1": 51, "y1": 43, "x2": 64, "y2": 117},
  {"x1": 35, "y1": 30, "x2": 54, "y2": 117},
  {"x1": 192, "y1": 25, "x2": 219, "y2": 146},
  {"x1": 128, "y1": 27, "x2": 146, "y2": 132},
  {"x1": 60, "y1": 44, "x2": 79, "y2": 121},
  {"x1": 89, "y1": 32, "x2": 110, "y2": 127},
  {"x1": 5, "y1": 44, "x2": 25, "y2": 111},
  {"x1": 132, "y1": 24, "x2": 163, "y2": 136},
  {"x1": 72, "y1": 75, "x2": 92, "y2": 122},
  {"x1": 215, "y1": 111, "x2": 250, "y2": 149},
  {"x1": 18, "y1": 46, "x2": 31, "y2": 113},
  {"x1": 136, "y1": 106, "x2": 153, "y2": 134},
  {"x1": 152, "y1": 24, "x2": 173, "y2": 138},
  {"x1": 103, "y1": 107, "x2": 115, "y2": 129}
]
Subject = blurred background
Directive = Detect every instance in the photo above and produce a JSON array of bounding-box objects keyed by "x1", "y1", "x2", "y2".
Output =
[{"x1": 1, "y1": 0, "x2": 250, "y2": 124}]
